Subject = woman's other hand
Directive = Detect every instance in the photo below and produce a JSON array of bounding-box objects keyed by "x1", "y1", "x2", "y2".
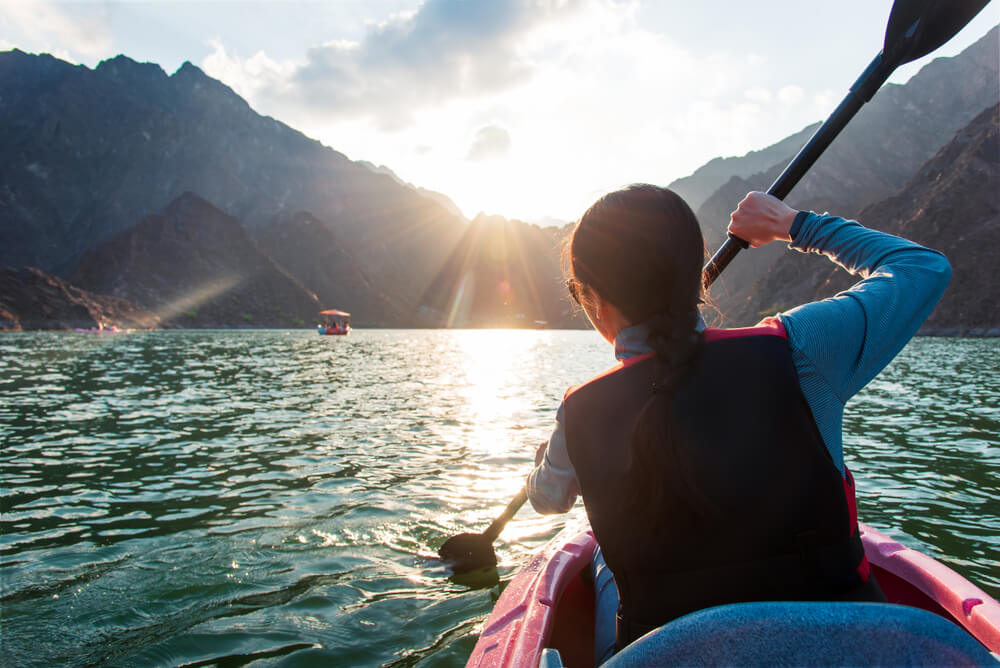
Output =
[{"x1": 728, "y1": 191, "x2": 798, "y2": 248}]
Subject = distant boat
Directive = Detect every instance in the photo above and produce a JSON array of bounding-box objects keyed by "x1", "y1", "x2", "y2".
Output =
[{"x1": 317, "y1": 309, "x2": 351, "y2": 336}]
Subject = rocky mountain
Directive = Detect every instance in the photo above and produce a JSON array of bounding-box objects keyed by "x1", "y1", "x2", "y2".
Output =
[
  {"x1": 414, "y1": 214, "x2": 582, "y2": 328},
  {"x1": 70, "y1": 192, "x2": 321, "y2": 328},
  {"x1": 0, "y1": 266, "x2": 159, "y2": 331},
  {"x1": 694, "y1": 27, "x2": 999, "y2": 322},
  {"x1": 731, "y1": 104, "x2": 999, "y2": 335},
  {"x1": 0, "y1": 49, "x2": 466, "y2": 309}
]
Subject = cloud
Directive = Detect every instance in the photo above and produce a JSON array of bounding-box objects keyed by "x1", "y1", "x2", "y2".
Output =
[
  {"x1": 201, "y1": 39, "x2": 296, "y2": 103},
  {"x1": 745, "y1": 87, "x2": 772, "y2": 103},
  {"x1": 204, "y1": 0, "x2": 587, "y2": 130},
  {"x1": 466, "y1": 125, "x2": 512, "y2": 161},
  {"x1": 201, "y1": 0, "x2": 854, "y2": 222},
  {"x1": 1, "y1": 0, "x2": 112, "y2": 63},
  {"x1": 777, "y1": 85, "x2": 805, "y2": 105}
]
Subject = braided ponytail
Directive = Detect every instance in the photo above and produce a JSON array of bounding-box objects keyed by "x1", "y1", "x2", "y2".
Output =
[
  {"x1": 627, "y1": 308, "x2": 714, "y2": 533},
  {"x1": 568, "y1": 185, "x2": 710, "y2": 533}
]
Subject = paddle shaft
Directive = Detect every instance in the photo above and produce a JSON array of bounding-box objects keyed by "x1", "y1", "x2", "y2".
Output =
[
  {"x1": 483, "y1": 487, "x2": 528, "y2": 543},
  {"x1": 702, "y1": 51, "x2": 897, "y2": 288}
]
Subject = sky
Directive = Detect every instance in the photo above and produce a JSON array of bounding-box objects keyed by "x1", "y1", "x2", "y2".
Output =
[{"x1": 2, "y1": 0, "x2": 997, "y2": 224}]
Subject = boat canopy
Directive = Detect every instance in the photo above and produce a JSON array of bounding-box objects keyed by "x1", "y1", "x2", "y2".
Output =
[{"x1": 319, "y1": 309, "x2": 350, "y2": 317}]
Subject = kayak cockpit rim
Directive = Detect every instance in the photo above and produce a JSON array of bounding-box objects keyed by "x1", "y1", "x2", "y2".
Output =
[{"x1": 464, "y1": 523, "x2": 1000, "y2": 666}]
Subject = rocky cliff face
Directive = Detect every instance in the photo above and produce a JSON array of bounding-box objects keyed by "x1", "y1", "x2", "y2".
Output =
[
  {"x1": 0, "y1": 266, "x2": 159, "y2": 331},
  {"x1": 70, "y1": 193, "x2": 321, "y2": 328},
  {"x1": 730, "y1": 104, "x2": 999, "y2": 336}
]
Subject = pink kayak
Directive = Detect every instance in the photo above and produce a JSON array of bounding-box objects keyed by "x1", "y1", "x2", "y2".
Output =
[{"x1": 467, "y1": 523, "x2": 999, "y2": 667}]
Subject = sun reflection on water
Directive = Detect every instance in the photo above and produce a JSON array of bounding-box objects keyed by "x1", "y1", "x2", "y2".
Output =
[{"x1": 454, "y1": 329, "x2": 538, "y2": 458}]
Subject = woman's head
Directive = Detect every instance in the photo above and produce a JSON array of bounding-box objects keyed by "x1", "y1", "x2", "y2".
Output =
[{"x1": 566, "y1": 184, "x2": 704, "y2": 330}]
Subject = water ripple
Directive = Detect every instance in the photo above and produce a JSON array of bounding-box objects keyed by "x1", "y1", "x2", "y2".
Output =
[{"x1": 0, "y1": 331, "x2": 996, "y2": 666}]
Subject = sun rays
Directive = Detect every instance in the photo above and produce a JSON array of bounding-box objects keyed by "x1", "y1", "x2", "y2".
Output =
[
  {"x1": 423, "y1": 214, "x2": 560, "y2": 329},
  {"x1": 151, "y1": 275, "x2": 244, "y2": 323}
]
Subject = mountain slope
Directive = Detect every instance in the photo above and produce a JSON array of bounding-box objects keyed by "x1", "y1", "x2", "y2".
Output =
[
  {"x1": 70, "y1": 192, "x2": 321, "y2": 327},
  {"x1": 696, "y1": 27, "x2": 998, "y2": 242}
]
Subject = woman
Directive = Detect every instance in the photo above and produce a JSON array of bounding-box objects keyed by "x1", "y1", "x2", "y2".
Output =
[{"x1": 526, "y1": 185, "x2": 951, "y2": 664}]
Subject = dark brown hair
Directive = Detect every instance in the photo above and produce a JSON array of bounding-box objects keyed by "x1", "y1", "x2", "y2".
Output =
[{"x1": 566, "y1": 184, "x2": 712, "y2": 527}]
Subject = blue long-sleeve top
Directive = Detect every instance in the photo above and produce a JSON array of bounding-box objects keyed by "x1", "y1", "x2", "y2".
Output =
[{"x1": 527, "y1": 211, "x2": 951, "y2": 514}]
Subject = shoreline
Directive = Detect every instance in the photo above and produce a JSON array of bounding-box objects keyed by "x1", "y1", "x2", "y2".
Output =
[{"x1": 2, "y1": 326, "x2": 998, "y2": 337}]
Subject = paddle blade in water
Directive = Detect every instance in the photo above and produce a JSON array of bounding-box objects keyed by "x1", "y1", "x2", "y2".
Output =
[
  {"x1": 883, "y1": 0, "x2": 992, "y2": 66},
  {"x1": 449, "y1": 565, "x2": 500, "y2": 589},
  {"x1": 438, "y1": 532, "x2": 498, "y2": 573}
]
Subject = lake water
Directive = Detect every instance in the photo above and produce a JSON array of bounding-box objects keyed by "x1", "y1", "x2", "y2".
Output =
[{"x1": 1, "y1": 330, "x2": 997, "y2": 667}]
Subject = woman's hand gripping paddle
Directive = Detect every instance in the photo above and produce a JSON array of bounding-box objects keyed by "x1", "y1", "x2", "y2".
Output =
[{"x1": 702, "y1": 0, "x2": 992, "y2": 288}]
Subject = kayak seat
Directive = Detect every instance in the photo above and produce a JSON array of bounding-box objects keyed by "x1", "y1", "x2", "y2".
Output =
[{"x1": 604, "y1": 601, "x2": 996, "y2": 667}]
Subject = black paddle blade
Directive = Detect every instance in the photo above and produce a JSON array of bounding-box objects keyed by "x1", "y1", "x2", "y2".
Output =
[
  {"x1": 884, "y1": 0, "x2": 992, "y2": 66},
  {"x1": 438, "y1": 532, "x2": 497, "y2": 573}
]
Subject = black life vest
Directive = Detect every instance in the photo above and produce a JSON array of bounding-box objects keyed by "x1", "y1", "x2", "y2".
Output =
[{"x1": 562, "y1": 320, "x2": 878, "y2": 648}]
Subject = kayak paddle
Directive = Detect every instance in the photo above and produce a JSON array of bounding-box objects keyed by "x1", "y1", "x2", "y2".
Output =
[
  {"x1": 439, "y1": 487, "x2": 527, "y2": 574},
  {"x1": 702, "y1": 0, "x2": 992, "y2": 287}
]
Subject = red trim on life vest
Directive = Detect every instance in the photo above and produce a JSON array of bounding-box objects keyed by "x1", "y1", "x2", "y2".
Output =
[
  {"x1": 620, "y1": 351, "x2": 656, "y2": 368},
  {"x1": 857, "y1": 552, "x2": 872, "y2": 581},
  {"x1": 565, "y1": 319, "x2": 788, "y2": 399},
  {"x1": 842, "y1": 467, "x2": 871, "y2": 581},
  {"x1": 703, "y1": 316, "x2": 787, "y2": 342},
  {"x1": 843, "y1": 467, "x2": 859, "y2": 533},
  {"x1": 563, "y1": 352, "x2": 656, "y2": 399}
]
